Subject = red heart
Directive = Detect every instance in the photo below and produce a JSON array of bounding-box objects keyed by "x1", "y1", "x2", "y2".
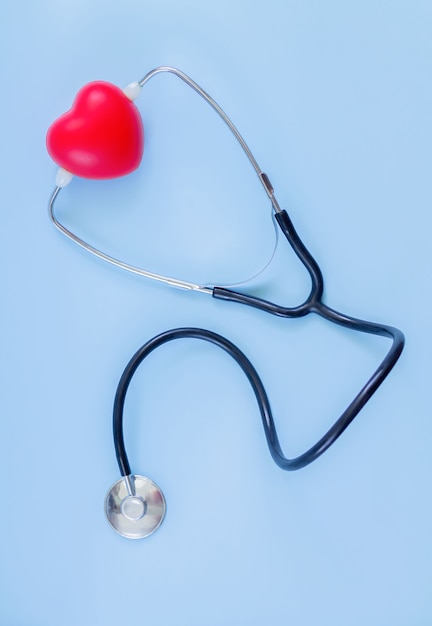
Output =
[{"x1": 46, "y1": 81, "x2": 144, "y2": 179}]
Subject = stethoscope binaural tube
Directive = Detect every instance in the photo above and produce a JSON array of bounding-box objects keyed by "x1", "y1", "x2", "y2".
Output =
[
  {"x1": 48, "y1": 66, "x2": 284, "y2": 292},
  {"x1": 47, "y1": 67, "x2": 404, "y2": 412}
]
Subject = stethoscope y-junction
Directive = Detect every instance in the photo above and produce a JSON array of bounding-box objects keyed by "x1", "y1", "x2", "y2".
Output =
[{"x1": 47, "y1": 66, "x2": 404, "y2": 538}]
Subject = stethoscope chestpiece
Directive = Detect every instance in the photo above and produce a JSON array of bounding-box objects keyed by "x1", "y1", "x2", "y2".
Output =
[{"x1": 105, "y1": 474, "x2": 166, "y2": 539}]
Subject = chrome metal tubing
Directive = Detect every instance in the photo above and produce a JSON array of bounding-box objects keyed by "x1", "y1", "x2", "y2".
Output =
[
  {"x1": 48, "y1": 187, "x2": 213, "y2": 293},
  {"x1": 138, "y1": 66, "x2": 283, "y2": 214}
]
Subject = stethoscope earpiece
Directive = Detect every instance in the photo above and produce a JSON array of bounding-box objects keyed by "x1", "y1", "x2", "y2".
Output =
[{"x1": 105, "y1": 475, "x2": 166, "y2": 539}]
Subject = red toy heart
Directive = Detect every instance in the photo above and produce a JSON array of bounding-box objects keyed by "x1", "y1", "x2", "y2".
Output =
[{"x1": 46, "y1": 81, "x2": 144, "y2": 179}]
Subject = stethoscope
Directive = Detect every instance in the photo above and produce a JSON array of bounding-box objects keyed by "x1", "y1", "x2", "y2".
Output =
[{"x1": 47, "y1": 66, "x2": 404, "y2": 539}]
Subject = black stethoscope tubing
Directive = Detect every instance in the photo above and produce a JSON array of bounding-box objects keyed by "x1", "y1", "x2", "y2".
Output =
[{"x1": 113, "y1": 202, "x2": 404, "y2": 476}]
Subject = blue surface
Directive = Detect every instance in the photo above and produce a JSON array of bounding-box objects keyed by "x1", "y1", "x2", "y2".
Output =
[{"x1": 1, "y1": 1, "x2": 431, "y2": 624}]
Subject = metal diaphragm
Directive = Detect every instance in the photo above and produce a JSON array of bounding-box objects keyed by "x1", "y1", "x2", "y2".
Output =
[{"x1": 105, "y1": 475, "x2": 166, "y2": 539}]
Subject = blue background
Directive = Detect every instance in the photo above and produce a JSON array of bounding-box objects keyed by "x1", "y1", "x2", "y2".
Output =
[{"x1": 1, "y1": 1, "x2": 431, "y2": 624}]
